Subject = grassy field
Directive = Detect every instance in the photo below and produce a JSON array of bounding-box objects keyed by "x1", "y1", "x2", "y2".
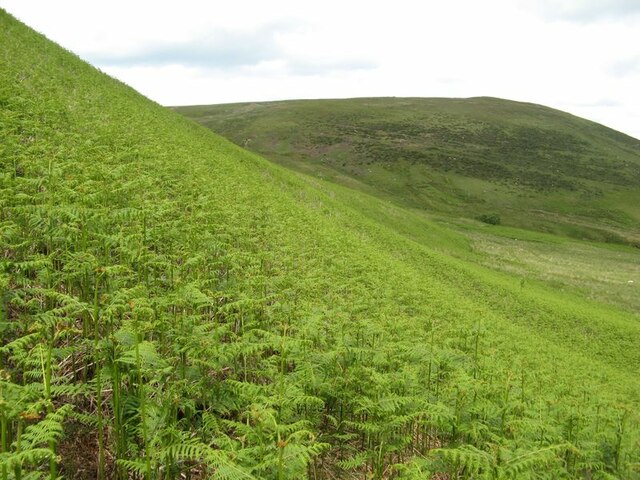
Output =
[
  {"x1": 2, "y1": 8, "x2": 640, "y2": 480},
  {"x1": 466, "y1": 228, "x2": 640, "y2": 313},
  {"x1": 175, "y1": 98, "x2": 640, "y2": 246}
]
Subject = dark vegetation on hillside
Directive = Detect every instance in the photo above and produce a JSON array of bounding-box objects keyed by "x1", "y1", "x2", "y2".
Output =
[
  {"x1": 2, "y1": 9, "x2": 640, "y2": 480},
  {"x1": 304, "y1": 114, "x2": 637, "y2": 189}
]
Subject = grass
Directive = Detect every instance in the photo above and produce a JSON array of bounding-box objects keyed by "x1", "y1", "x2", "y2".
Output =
[
  {"x1": 467, "y1": 230, "x2": 640, "y2": 313},
  {"x1": 175, "y1": 97, "x2": 640, "y2": 246},
  {"x1": 1, "y1": 8, "x2": 640, "y2": 480}
]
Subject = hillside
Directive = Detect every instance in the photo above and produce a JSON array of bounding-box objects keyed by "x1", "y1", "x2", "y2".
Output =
[
  {"x1": 2, "y1": 9, "x2": 640, "y2": 480},
  {"x1": 175, "y1": 97, "x2": 640, "y2": 245}
]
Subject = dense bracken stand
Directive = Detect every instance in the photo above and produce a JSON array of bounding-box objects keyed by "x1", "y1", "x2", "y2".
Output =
[{"x1": 1, "y1": 9, "x2": 639, "y2": 479}]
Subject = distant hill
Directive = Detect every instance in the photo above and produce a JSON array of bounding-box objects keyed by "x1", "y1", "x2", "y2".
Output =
[{"x1": 176, "y1": 97, "x2": 640, "y2": 245}]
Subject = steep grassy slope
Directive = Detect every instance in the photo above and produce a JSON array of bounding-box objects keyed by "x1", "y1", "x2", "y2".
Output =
[
  {"x1": 2, "y1": 9, "x2": 640, "y2": 480},
  {"x1": 176, "y1": 98, "x2": 640, "y2": 245}
]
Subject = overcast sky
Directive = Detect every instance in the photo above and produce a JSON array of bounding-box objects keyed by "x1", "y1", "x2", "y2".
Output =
[{"x1": 2, "y1": 0, "x2": 639, "y2": 139}]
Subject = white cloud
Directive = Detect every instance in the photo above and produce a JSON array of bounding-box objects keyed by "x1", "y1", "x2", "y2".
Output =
[
  {"x1": 1, "y1": 0, "x2": 639, "y2": 139},
  {"x1": 519, "y1": 0, "x2": 640, "y2": 22},
  {"x1": 87, "y1": 24, "x2": 288, "y2": 69}
]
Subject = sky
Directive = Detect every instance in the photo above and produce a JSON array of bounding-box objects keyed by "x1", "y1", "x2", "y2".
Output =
[{"x1": 2, "y1": 0, "x2": 639, "y2": 139}]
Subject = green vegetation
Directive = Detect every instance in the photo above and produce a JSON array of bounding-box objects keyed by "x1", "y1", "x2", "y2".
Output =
[
  {"x1": 175, "y1": 97, "x2": 640, "y2": 246},
  {"x1": 477, "y1": 213, "x2": 501, "y2": 225},
  {"x1": 1, "y1": 9, "x2": 639, "y2": 480},
  {"x1": 465, "y1": 228, "x2": 640, "y2": 314}
]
